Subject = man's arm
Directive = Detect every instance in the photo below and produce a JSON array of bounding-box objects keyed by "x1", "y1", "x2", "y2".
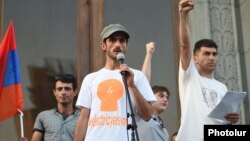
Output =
[
  {"x1": 120, "y1": 64, "x2": 153, "y2": 121},
  {"x1": 129, "y1": 84, "x2": 153, "y2": 121},
  {"x1": 74, "y1": 107, "x2": 90, "y2": 141},
  {"x1": 31, "y1": 131, "x2": 43, "y2": 141},
  {"x1": 179, "y1": 0, "x2": 194, "y2": 70},
  {"x1": 141, "y1": 42, "x2": 155, "y2": 81}
]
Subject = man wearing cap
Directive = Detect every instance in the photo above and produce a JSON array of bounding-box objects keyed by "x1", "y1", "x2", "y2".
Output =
[{"x1": 74, "y1": 24, "x2": 156, "y2": 141}]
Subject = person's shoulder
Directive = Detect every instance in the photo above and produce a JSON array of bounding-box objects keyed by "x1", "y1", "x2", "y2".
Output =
[
  {"x1": 214, "y1": 78, "x2": 226, "y2": 86},
  {"x1": 131, "y1": 68, "x2": 148, "y2": 79},
  {"x1": 37, "y1": 108, "x2": 56, "y2": 116},
  {"x1": 130, "y1": 67, "x2": 143, "y2": 74},
  {"x1": 83, "y1": 68, "x2": 105, "y2": 80},
  {"x1": 213, "y1": 78, "x2": 228, "y2": 90},
  {"x1": 85, "y1": 68, "x2": 106, "y2": 77}
]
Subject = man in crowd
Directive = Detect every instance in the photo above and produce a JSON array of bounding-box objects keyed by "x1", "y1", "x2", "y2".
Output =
[{"x1": 177, "y1": 0, "x2": 239, "y2": 140}]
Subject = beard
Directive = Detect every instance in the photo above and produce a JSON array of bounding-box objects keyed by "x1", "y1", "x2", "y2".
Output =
[{"x1": 107, "y1": 51, "x2": 118, "y2": 61}]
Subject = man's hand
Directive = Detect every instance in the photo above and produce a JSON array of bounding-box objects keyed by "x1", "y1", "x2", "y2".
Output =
[
  {"x1": 179, "y1": 0, "x2": 194, "y2": 15},
  {"x1": 146, "y1": 42, "x2": 155, "y2": 55},
  {"x1": 19, "y1": 137, "x2": 28, "y2": 141},
  {"x1": 225, "y1": 112, "x2": 240, "y2": 124},
  {"x1": 120, "y1": 64, "x2": 135, "y2": 87}
]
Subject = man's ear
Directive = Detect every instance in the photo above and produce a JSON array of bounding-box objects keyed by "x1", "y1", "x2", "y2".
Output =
[
  {"x1": 73, "y1": 89, "x2": 78, "y2": 97},
  {"x1": 193, "y1": 55, "x2": 198, "y2": 64},
  {"x1": 53, "y1": 89, "x2": 56, "y2": 97},
  {"x1": 100, "y1": 42, "x2": 106, "y2": 51}
]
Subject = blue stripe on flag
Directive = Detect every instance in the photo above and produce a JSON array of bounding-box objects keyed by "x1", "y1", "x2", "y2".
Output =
[{"x1": 3, "y1": 50, "x2": 21, "y2": 87}]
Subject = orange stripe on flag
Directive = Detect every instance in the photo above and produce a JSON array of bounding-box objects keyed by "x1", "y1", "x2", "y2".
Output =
[{"x1": 0, "y1": 84, "x2": 23, "y2": 121}]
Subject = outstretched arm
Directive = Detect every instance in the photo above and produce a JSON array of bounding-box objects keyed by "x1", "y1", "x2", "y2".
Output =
[
  {"x1": 179, "y1": 0, "x2": 194, "y2": 70},
  {"x1": 141, "y1": 42, "x2": 155, "y2": 81}
]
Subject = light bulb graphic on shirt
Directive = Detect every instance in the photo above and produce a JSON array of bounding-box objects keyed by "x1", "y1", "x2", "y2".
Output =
[{"x1": 97, "y1": 79, "x2": 123, "y2": 111}]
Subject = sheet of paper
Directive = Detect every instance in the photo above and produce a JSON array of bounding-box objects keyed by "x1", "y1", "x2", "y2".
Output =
[{"x1": 208, "y1": 91, "x2": 247, "y2": 121}]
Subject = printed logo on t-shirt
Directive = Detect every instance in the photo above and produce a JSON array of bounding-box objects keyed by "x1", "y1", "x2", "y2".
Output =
[
  {"x1": 88, "y1": 115, "x2": 127, "y2": 127},
  {"x1": 202, "y1": 88, "x2": 218, "y2": 110},
  {"x1": 97, "y1": 79, "x2": 124, "y2": 111}
]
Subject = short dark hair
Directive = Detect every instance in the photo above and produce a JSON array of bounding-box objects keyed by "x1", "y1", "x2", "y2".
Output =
[
  {"x1": 54, "y1": 74, "x2": 77, "y2": 90},
  {"x1": 193, "y1": 39, "x2": 218, "y2": 54},
  {"x1": 152, "y1": 85, "x2": 170, "y2": 98}
]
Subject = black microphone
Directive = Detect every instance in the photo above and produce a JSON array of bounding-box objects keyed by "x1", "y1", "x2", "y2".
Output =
[
  {"x1": 116, "y1": 52, "x2": 125, "y2": 65},
  {"x1": 116, "y1": 52, "x2": 127, "y2": 76}
]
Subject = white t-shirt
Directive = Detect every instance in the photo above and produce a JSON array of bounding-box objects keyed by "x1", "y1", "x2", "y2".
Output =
[
  {"x1": 76, "y1": 68, "x2": 156, "y2": 141},
  {"x1": 177, "y1": 60, "x2": 228, "y2": 141}
]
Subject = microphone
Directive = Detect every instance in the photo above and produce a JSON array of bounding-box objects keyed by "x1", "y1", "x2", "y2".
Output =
[
  {"x1": 116, "y1": 52, "x2": 125, "y2": 65},
  {"x1": 117, "y1": 52, "x2": 139, "y2": 140},
  {"x1": 116, "y1": 52, "x2": 127, "y2": 76}
]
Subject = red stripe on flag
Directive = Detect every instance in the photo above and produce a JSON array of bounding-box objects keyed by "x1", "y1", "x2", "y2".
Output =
[{"x1": 0, "y1": 84, "x2": 23, "y2": 121}]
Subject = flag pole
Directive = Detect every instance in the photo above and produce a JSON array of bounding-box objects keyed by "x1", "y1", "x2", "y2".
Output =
[{"x1": 17, "y1": 109, "x2": 24, "y2": 137}]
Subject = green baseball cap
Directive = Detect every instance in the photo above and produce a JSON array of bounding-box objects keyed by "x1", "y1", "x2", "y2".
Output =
[{"x1": 100, "y1": 24, "x2": 130, "y2": 41}]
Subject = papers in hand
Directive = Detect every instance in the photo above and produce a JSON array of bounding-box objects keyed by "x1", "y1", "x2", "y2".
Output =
[{"x1": 208, "y1": 91, "x2": 247, "y2": 121}]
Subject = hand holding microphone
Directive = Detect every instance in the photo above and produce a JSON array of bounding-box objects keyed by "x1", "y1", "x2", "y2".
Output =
[{"x1": 117, "y1": 52, "x2": 135, "y2": 87}]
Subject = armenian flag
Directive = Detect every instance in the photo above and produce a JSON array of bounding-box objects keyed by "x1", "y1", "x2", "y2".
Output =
[{"x1": 0, "y1": 21, "x2": 23, "y2": 121}]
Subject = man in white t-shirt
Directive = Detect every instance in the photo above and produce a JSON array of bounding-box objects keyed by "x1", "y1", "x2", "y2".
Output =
[
  {"x1": 74, "y1": 24, "x2": 156, "y2": 141},
  {"x1": 177, "y1": 0, "x2": 240, "y2": 141}
]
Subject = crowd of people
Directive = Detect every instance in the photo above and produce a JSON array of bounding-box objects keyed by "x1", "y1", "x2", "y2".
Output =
[{"x1": 19, "y1": 0, "x2": 240, "y2": 141}]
